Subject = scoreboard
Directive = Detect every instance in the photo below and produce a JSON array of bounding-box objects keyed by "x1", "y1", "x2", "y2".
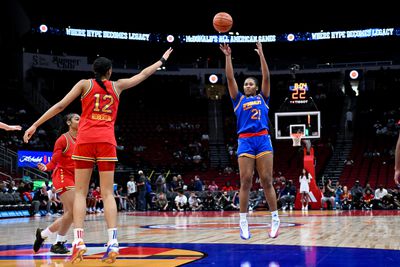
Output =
[{"x1": 289, "y1": 82, "x2": 309, "y2": 104}]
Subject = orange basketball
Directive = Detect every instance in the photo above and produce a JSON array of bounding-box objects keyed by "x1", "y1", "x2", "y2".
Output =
[{"x1": 213, "y1": 12, "x2": 233, "y2": 33}]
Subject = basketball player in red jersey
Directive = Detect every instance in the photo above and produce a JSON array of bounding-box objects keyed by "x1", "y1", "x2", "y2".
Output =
[
  {"x1": 33, "y1": 113, "x2": 80, "y2": 254},
  {"x1": 23, "y1": 47, "x2": 173, "y2": 264},
  {"x1": 394, "y1": 131, "x2": 400, "y2": 186}
]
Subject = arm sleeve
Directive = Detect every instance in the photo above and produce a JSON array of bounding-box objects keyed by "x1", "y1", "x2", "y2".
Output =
[{"x1": 46, "y1": 135, "x2": 67, "y2": 171}]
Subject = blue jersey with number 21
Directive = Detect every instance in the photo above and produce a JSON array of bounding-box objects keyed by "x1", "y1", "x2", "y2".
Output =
[{"x1": 232, "y1": 91, "x2": 270, "y2": 134}]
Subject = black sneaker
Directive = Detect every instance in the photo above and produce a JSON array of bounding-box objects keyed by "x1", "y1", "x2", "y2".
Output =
[
  {"x1": 50, "y1": 241, "x2": 70, "y2": 254},
  {"x1": 33, "y1": 228, "x2": 46, "y2": 253}
]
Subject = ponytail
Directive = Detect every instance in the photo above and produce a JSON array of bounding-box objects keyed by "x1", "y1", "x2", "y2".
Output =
[
  {"x1": 95, "y1": 73, "x2": 108, "y2": 94},
  {"x1": 92, "y1": 57, "x2": 112, "y2": 94}
]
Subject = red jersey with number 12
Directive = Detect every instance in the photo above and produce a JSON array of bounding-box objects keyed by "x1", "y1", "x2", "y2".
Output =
[{"x1": 76, "y1": 79, "x2": 120, "y2": 146}]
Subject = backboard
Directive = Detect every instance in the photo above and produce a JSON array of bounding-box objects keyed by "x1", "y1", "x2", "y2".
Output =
[{"x1": 274, "y1": 111, "x2": 321, "y2": 140}]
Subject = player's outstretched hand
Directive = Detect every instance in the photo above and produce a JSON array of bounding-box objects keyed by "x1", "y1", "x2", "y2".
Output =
[
  {"x1": 23, "y1": 125, "x2": 37, "y2": 143},
  {"x1": 219, "y1": 43, "x2": 231, "y2": 56},
  {"x1": 162, "y1": 47, "x2": 173, "y2": 61}
]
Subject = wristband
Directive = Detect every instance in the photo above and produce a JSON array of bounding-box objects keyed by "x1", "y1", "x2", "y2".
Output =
[{"x1": 160, "y1": 57, "x2": 167, "y2": 66}]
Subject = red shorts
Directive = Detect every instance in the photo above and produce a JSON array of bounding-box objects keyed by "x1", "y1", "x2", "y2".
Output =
[
  {"x1": 52, "y1": 168, "x2": 75, "y2": 196},
  {"x1": 72, "y1": 143, "x2": 117, "y2": 171}
]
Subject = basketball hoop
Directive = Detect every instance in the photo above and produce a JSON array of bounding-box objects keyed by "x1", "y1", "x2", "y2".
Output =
[{"x1": 291, "y1": 133, "x2": 303, "y2": 147}]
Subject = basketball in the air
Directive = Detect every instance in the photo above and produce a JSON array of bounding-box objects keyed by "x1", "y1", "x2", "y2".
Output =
[{"x1": 213, "y1": 12, "x2": 233, "y2": 33}]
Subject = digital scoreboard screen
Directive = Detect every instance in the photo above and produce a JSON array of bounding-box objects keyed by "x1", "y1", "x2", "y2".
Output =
[{"x1": 289, "y1": 82, "x2": 309, "y2": 104}]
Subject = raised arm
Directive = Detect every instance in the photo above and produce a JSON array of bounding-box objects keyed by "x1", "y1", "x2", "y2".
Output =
[
  {"x1": 219, "y1": 44, "x2": 238, "y2": 99},
  {"x1": 114, "y1": 47, "x2": 173, "y2": 93},
  {"x1": 254, "y1": 42, "x2": 270, "y2": 97},
  {"x1": 23, "y1": 79, "x2": 86, "y2": 143},
  {"x1": 395, "y1": 133, "x2": 400, "y2": 185}
]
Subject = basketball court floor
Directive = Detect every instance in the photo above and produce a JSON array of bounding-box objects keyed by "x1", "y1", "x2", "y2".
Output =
[{"x1": 0, "y1": 209, "x2": 399, "y2": 266}]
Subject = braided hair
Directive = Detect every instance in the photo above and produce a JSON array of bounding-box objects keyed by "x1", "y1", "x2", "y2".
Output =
[{"x1": 93, "y1": 57, "x2": 112, "y2": 94}]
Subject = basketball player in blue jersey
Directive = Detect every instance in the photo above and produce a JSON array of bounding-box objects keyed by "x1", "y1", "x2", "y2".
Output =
[{"x1": 220, "y1": 42, "x2": 280, "y2": 239}]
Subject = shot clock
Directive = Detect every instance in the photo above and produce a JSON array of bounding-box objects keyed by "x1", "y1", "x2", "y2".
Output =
[{"x1": 289, "y1": 82, "x2": 309, "y2": 104}]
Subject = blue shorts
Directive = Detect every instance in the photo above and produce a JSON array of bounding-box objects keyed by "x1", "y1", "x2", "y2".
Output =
[{"x1": 237, "y1": 134, "x2": 273, "y2": 158}]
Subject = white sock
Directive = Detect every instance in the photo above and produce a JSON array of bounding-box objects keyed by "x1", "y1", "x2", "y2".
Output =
[
  {"x1": 55, "y1": 234, "x2": 66, "y2": 243},
  {"x1": 239, "y1": 213, "x2": 247, "y2": 222},
  {"x1": 41, "y1": 227, "x2": 53, "y2": 239},
  {"x1": 107, "y1": 228, "x2": 118, "y2": 244},
  {"x1": 73, "y1": 228, "x2": 84, "y2": 243},
  {"x1": 271, "y1": 210, "x2": 279, "y2": 220}
]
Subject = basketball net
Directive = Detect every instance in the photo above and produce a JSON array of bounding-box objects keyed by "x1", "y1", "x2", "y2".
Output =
[{"x1": 291, "y1": 133, "x2": 303, "y2": 147}]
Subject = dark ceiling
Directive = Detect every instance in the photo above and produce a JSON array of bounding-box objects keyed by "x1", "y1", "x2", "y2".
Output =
[{"x1": 14, "y1": 0, "x2": 400, "y2": 35}]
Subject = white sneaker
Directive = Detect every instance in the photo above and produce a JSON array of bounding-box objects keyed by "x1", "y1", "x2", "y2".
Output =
[
  {"x1": 269, "y1": 218, "x2": 280, "y2": 238},
  {"x1": 289, "y1": 206, "x2": 293, "y2": 211},
  {"x1": 34, "y1": 213, "x2": 41, "y2": 217},
  {"x1": 239, "y1": 220, "x2": 251, "y2": 240}
]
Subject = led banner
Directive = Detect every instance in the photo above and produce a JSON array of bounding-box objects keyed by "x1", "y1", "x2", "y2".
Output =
[
  {"x1": 17, "y1": 150, "x2": 52, "y2": 167},
  {"x1": 58, "y1": 26, "x2": 400, "y2": 43}
]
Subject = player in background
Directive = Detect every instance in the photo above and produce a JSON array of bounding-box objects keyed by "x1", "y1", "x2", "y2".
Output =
[
  {"x1": 24, "y1": 47, "x2": 173, "y2": 264},
  {"x1": 33, "y1": 113, "x2": 80, "y2": 254},
  {"x1": 219, "y1": 42, "x2": 280, "y2": 239}
]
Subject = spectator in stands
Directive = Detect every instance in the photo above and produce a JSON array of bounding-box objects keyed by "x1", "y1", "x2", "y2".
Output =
[
  {"x1": 174, "y1": 189, "x2": 188, "y2": 211},
  {"x1": 22, "y1": 171, "x2": 32, "y2": 184},
  {"x1": 136, "y1": 171, "x2": 147, "y2": 211},
  {"x1": 340, "y1": 186, "x2": 352, "y2": 210},
  {"x1": 203, "y1": 191, "x2": 216, "y2": 211},
  {"x1": 47, "y1": 186, "x2": 62, "y2": 214},
  {"x1": 176, "y1": 174, "x2": 185, "y2": 191},
  {"x1": 208, "y1": 180, "x2": 219, "y2": 192},
  {"x1": 32, "y1": 185, "x2": 51, "y2": 217},
  {"x1": 363, "y1": 183, "x2": 374, "y2": 195},
  {"x1": 114, "y1": 185, "x2": 127, "y2": 211},
  {"x1": 0, "y1": 121, "x2": 21, "y2": 131},
  {"x1": 219, "y1": 42, "x2": 279, "y2": 239},
  {"x1": 221, "y1": 181, "x2": 234, "y2": 192},
  {"x1": 335, "y1": 183, "x2": 343, "y2": 208},
  {"x1": 217, "y1": 191, "x2": 239, "y2": 211},
  {"x1": 299, "y1": 169, "x2": 312, "y2": 211},
  {"x1": 169, "y1": 176, "x2": 179, "y2": 192},
  {"x1": 279, "y1": 180, "x2": 296, "y2": 211},
  {"x1": 93, "y1": 186, "x2": 104, "y2": 213},
  {"x1": 249, "y1": 190, "x2": 264, "y2": 211},
  {"x1": 145, "y1": 177, "x2": 156, "y2": 210},
  {"x1": 381, "y1": 193, "x2": 396, "y2": 209},
  {"x1": 23, "y1": 47, "x2": 173, "y2": 264},
  {"x1": 86, "y1": 187, "x2": 96, "y2": 213},
  {"x1": 321, "y1": 179, "x2": 335, "y2": 210},
  {"x1": 373, "y1": 184, "x2": 388, "y2": 208},
  {"x1": 362, "y1": 188, "x2": 374, "y2": 210},
  {"x1": 188, "y1": 192, "x2": 203, "y2": 211},
  {"x1": 350, "y1": 180, "x2": 364, "y2": 209},
  {"x1": 193, "y1": 175, "x2": 203, "y2": 191},
  {"x1": 126, "y1": 175, "x2": 137, "y2": 211},
  {"x1": 154, "y1": 192, "x2": 169, "y2": 211},
  {"x1": 155, "y1": 173, "x2": 167, "y2": 194}
]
